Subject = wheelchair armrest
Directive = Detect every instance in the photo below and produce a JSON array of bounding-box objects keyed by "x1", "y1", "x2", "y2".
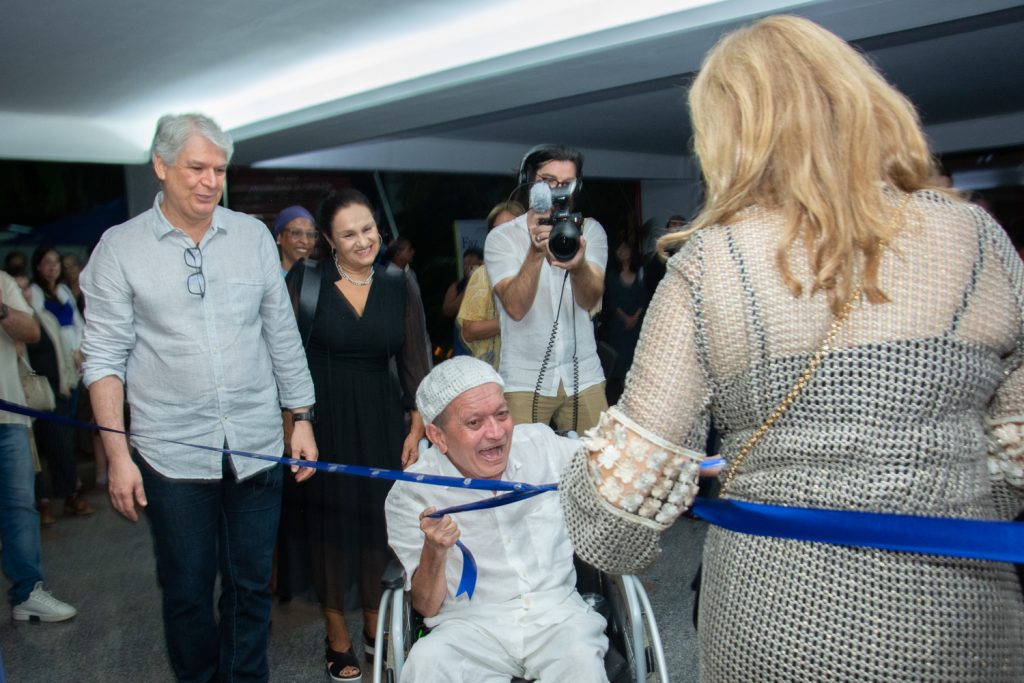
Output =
[{"x1": 382, "y1": 558, "x2": 408, "y2": 590}]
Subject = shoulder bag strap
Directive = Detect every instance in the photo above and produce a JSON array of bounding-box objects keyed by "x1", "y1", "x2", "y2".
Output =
[
  {"x1": 298, "y1": 258, "x2": 322, "y2": 350},
  {"x1": 720, "y1": 193, "x2": 910, "y2": 495}
]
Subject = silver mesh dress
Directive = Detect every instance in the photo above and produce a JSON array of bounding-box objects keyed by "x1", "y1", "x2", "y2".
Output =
[{"x1": 561, "y1": 190, "x2": 1024, "y2": 682}]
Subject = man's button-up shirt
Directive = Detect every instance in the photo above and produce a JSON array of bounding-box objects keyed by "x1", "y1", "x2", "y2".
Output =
[
  {"x1": 385, "y1": 423, "x2": 583, "y2": 628},
  {"x1": 81, "y1": 193, "x2": 315, "y2": 480}
]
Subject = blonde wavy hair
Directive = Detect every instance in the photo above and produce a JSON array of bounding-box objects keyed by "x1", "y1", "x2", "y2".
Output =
[{"x1": 662, "y1": 15, "x2": 947, "y2": 313}]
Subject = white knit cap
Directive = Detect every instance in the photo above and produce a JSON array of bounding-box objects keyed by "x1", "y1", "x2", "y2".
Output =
[{"x1": 415, "y1": 357, "x2": 505, "y2": 426}]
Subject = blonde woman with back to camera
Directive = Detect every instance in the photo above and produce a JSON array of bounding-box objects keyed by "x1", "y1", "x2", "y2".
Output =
[{"x1": 559, "y1": 15, "x2": 1024, "y2": 682}]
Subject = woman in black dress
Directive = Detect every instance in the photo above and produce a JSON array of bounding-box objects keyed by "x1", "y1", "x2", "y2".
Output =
[
  {"x1": 288, "y1": 188, "x2": 428, "y2": 682},
  {"x1": 603, "y1": 241, "x2": 649, "y2": 404}
]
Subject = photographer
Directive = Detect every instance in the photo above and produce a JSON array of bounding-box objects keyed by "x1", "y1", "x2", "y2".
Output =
[{"x1": 484, "y1": 144, "x2": 608, "y2": 433}]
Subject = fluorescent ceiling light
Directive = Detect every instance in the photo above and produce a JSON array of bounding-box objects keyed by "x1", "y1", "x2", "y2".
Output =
[{"x1": 195, "y1": 1, "x2": 722, "y2": 134}]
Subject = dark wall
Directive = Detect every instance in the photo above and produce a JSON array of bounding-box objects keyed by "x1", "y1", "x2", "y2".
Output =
[
  {"x1": 942, "y1": 146, "x2": 1024, "y2": 247},
  {"x1": 0, "y1": 160, "x2": 125, "y2": 230}
]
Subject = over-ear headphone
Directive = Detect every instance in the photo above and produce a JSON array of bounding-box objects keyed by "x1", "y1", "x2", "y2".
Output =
[
  {"x1": 516, "y1": 144, "x2": 584, "y2": 197},
  {"x1": 517, "y1": 144, "x2": 548, "y2": 188}
]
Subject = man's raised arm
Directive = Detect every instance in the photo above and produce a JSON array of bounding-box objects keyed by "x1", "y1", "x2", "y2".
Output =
[
  {"x1": 487, "y1": 211, "x2": 551, "y2": 322},
  {"x1": 410, "y1": 507, "x2": 460, "y2": 618}
]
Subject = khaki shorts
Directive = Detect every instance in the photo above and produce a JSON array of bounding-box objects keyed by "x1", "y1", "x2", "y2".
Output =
[{"x1": 505, "y1": 381, "x2": 607, "y2": 433}]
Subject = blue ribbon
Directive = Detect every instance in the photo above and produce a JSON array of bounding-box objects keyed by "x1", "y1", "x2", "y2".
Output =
[
  {"x1": 692, "y1": 498, "x2": 1024, "y2": 563},
  {"x1": 0, "y1": 399, "x2": 548, "y2": 494},
  {"x1": 453, "y1": 540, "x2": 477, "y2": 598},
  {"x1": 426, "y1": 489, "x2": 550, "y2": 599},
  {"x1": 433, "y1": 489, "x2": 551, "y2": 516},
  {"x1": 3, "y1": 399, "x2": 1021, "y2": 600},
  {"x1": 0, "y1": 398, "x2": 549, "y2": 599}
]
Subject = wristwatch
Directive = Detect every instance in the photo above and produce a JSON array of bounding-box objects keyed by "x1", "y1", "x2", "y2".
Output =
[
  {"x1": 0, "y1": 304, "x2": 9, "y2": 320},
  {"x1": 292, "y1": 408, "x2": 316, "y2": 423}
]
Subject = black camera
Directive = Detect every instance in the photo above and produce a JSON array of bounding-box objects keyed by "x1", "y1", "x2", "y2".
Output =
[{"x1": 539, "y1": 184, "x2": 583, "y2": 262}]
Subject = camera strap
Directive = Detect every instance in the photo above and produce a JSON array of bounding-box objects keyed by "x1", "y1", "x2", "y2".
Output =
[{"x1": 531, "y1": 271, "x2": 580, "y2": 432}]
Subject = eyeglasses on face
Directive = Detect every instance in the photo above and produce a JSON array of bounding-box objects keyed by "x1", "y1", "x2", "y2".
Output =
[
  {"x1": 285, "y1": 228, "x2": 318, "y2": 241},
  {"x1": 184, "y1": 247, "x2": 205, "y2": 297},
  {"x1": 536, "y1": 174, "x2": 576, "y2": 190}
]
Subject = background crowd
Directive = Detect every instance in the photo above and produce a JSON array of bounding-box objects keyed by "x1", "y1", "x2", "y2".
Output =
[{"x1": 0, "y1": 13, "x2": 1022, "y2": 683}]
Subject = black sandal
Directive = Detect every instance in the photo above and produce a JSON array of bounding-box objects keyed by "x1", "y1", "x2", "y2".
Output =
[
  {"x1": 325, "y1": 641, "x2": 361, "y2": 682},
  {"x1": 363, "y1": 630, "x2": 388, "y2": 662}
]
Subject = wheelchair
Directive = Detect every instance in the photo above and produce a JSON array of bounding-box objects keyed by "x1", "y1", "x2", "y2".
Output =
[{"x1": 371, "y1": 558, "x2": 669, "y2": 682}]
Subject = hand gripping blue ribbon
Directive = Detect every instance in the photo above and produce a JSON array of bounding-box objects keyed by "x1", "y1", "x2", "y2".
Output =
[
  {"x1": 0, "y1": 399, "x2": 549, "y2": 494},
  {"x1": 426, "y1": 489, "x2": 551, "y2": 599},
  {"x1": 3, "y1": 399, "x2": 1022, "y2": 596},
  {"x1": 0, "y1": 399, "x2": 553, "y2": 598}
]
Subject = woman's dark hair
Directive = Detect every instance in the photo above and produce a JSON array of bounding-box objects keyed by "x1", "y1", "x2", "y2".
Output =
[
  {"x1": 612, "y1": 240, "x2": 643, "y2": 273},
  {"x1": 316, "y1": 188, "x2": 374, "y2": 241},
  {"x1": 385, "y1": 236, "x2": 412, "y2": 264},
  {"x1": 463, "y1": 246, "x2": 484, "y2": 261},
  {"x1": 310, "y1": 188, "x2": 378, "y2": 260},
  {"x1": 31, "y1": 244, "x2": 60, "y2": 296},
  {"x1": 520, "y1": 144, "x2": 585, "y2": 185}
]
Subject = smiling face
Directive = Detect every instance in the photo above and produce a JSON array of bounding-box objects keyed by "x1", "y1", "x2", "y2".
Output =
[
  {"x1": 327, "y1": 202, "x2": 380, "y2": 272},
  {"x1": 426, "y1": 383, "x2": 513, "y2": 481},
  {"x1": 277, "y1": 217, "x2": 317, "y2": 266},
  {"x1": 153, "y1": 133, "x2": 227, "y2": 231}
]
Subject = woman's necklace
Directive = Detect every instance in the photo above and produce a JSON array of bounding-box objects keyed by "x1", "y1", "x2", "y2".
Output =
[{"x1": 334, "y1": 253, "x2": 373, "y2": 286}]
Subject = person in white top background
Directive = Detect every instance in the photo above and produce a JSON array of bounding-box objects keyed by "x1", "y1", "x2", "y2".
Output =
[
  {"x1": 0, "y1": 270, "x2": 77, "y2": 624},
  {"x1": 485, "y1": 144, "x2": 608, "y2": 434}
]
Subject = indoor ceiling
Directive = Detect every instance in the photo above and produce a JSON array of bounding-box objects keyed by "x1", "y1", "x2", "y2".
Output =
[{"x1": 2, "y1": 0, "x2": 1022, "y2": 179}]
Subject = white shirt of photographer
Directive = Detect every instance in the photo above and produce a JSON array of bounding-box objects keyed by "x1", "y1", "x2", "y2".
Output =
[{"x1": 484, "y1": 213, "x2": 607, "y2": 396}]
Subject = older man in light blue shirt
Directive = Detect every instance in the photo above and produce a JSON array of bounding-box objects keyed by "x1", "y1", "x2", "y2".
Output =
[{"x1": 81, "y1": 112, "x2": 317, "y2": 683}]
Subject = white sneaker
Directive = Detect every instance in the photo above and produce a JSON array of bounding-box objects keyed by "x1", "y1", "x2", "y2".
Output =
[{"x1": 12, "y1": 582, "x2": 77, "y2": 623}]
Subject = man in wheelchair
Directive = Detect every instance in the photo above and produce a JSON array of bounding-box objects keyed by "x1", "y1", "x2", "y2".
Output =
[{"x1": 385, "y1": 357, "x2": 609, "y2": 682}]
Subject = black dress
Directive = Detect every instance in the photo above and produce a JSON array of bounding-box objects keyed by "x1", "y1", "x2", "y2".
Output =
[
  {"x1": 604, "y1": 270, "x2": 649, "y2": 380},
  {"x1": 289, "y1": 262, "x2": 428, "y2": 612}
]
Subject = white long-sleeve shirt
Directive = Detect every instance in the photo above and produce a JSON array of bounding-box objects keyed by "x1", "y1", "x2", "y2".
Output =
[
  {"x1": 385, "y1": 423, "x2": 585, "y2": 628},
  {"x1": 81, "y1": 193, "x2": 314, "y2": 480}
]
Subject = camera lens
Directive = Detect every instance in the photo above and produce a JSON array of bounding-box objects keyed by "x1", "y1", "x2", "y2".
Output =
[{"x1": 548, "y1": 218, "x2": 580, "y2": 262}]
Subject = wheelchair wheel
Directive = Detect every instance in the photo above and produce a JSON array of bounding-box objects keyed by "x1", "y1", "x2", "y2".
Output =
[
  {"x1": 604, "y1": 575, "x2": 668, "y2": 682},
  {"x1": 380, "y1": 588, "x2": 410, "y2": 682}
]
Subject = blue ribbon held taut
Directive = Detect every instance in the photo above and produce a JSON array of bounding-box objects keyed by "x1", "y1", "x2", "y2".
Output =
[
  {"x1": 3, "y1": 398, "x2": 1022, "y2": 598},
  {"x1": 0, "y1": 398, "x2": 547, "y2": 598},
  {"x1": 0, "y1": 399, "x2": 551, "y2": 494},
  {"x1": 692, "y1": 497, "x2": 1024, "y2": 564}
]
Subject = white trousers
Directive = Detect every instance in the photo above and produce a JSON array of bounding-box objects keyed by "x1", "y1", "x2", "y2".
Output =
[{"x1": 401, "y1": 604, "x2": 608, "y2": 683}]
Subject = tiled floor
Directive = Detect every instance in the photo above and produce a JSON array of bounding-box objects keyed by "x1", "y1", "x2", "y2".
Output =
[{"x1": 1, "y1": 485, "x2": 706, "y2": 682}]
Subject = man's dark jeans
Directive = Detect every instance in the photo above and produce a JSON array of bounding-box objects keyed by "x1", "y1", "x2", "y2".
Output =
[{"x1": 137, "y1": 452, "x2": 282, "y2": 683}]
